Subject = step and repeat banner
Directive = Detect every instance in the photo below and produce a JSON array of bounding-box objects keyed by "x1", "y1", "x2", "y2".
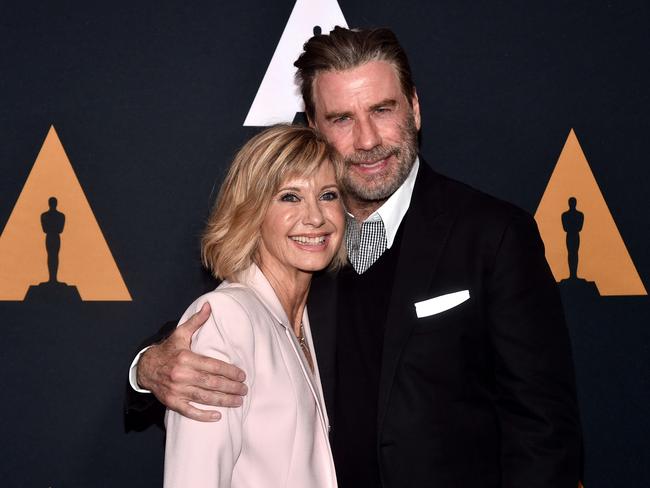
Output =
[{"x1": 1, "y1": 1, "x2": 648, "y2": 486}]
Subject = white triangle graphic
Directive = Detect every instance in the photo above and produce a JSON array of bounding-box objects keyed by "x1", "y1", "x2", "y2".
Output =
[{"x1": 243, "y1": 0, "x2": 348, "y2": 126}]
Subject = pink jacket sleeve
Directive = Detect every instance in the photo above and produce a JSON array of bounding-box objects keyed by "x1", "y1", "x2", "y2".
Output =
[{"x1": 163, "y1": 292, "x2": 255, "y2": 488}]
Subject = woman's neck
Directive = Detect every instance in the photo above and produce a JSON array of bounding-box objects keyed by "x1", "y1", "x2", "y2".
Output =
[{"x1": 257, "y1": 261, "x2": 311, "y2": 337}]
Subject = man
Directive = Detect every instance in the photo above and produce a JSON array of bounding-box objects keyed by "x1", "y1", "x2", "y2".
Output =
[{"x1": 127, "y1": 27, "x2": 582, "y2": 487}]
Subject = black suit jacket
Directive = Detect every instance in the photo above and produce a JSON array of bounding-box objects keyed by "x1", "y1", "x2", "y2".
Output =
[
  {"x1": 308, "y1": 161, "x2": 582, "y2": 488},
  {"x1": 125, "y1": 161, "x2": 582, "y2": 487}
]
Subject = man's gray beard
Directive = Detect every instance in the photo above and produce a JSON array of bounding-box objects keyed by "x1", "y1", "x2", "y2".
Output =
[{"x1": 338, "y1": 111, "x2": 418, "y2": 203}]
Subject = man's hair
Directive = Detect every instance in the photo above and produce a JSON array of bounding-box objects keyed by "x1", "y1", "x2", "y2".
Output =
[
  {"x1": 294, "y1": 26, "x2": 415, "y2": 122},
  {"x1": 201, "y1": 124, "x2": 346, "y2": 281}
]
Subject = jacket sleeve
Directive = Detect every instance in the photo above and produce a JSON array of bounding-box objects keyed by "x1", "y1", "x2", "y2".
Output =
[
  {"x1": 487, "y1": 210, "x2": 582, "y2": 487},
  {"x1": 163, "y1": 292, "x2": 255, "y2": 488},
  {"x1": 123, "y1": 320, "x2": 178, "y2": 432}
]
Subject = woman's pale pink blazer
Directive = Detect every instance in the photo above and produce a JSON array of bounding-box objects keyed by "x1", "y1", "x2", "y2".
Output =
[{"x1": 164, "y1": 264, "x2": 337, "y2": 488}]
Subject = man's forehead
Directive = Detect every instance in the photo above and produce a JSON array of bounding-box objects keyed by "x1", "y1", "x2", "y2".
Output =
[
  {"x1": 314, "y1": 60, "x2": 399, "y2": 88},
  {"x1": 311, "y1": 60, "x2": 403, "y2": 110}
]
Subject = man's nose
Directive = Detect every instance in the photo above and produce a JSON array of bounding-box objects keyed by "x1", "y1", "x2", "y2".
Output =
[{"x1": 353, "y1": 116, "x2": 381, "y2": 151}]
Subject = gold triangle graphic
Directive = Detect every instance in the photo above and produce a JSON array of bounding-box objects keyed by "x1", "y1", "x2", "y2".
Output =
[
  {"x1": 534, "y1": 129, "x2": 646, "y2": 296},
  {"x1": 0, "y1": 126, "x2": 132, "y2": 301}
]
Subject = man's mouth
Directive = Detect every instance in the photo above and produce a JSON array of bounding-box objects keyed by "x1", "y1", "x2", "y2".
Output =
[
  {"x1": 357, "y1": 158, "x2": 387, "y2": 169},
  {"x1": 350, "y1": 156, "x2": 391, "y2": 174},
  {"x1": 346, "y1": 149, "x2": 397, "y2": 174}
]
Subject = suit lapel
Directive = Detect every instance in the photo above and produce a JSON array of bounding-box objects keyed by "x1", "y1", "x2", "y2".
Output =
[
  {"x1": 306, "y1": 270, "x2": 338, "y2": 417},
  {"x1": 377, "y1": 162, "x2": 455, "y2": 430}
]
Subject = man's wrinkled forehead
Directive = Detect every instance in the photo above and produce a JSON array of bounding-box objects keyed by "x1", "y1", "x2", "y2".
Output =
[{"x1": 310, "y1": 61, "x2": 405, "y2": 118}]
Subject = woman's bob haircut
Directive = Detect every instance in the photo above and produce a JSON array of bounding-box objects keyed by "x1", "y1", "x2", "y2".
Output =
[{"x1": 201, "y1": 124, "x2": 346, "y2": 281}]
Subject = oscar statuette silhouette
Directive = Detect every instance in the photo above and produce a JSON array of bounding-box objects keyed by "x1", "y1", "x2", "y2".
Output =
[
  {"x1": 558, "y1": 197, "x2": 598, "y2": 296},
  {"x1": 25, "y1": 197, "x2": 81, "y2": 301}
]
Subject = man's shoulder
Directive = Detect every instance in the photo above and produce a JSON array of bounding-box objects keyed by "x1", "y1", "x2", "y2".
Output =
[
  {"x1": 413, "y1": 166, "x2": 544, "y2": 263},
  {"x1": 419, "y1": 164, "x2": 531, "y2": 226}
]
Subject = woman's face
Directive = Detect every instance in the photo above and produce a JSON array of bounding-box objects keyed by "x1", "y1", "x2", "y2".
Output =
[{"x1": 258, "y1": 161, "x2": 344, "y2": 278}]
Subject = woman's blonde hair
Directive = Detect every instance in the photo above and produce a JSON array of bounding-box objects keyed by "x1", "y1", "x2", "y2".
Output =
[{"x1": 201, "y1": 124, "x2": 346, "y2": 281}]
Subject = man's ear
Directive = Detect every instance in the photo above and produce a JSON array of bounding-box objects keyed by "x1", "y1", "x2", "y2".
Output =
[
  {"x1": 411, "y1": 88, "x2": 421, "y2": 130},
  {"x1": 307, "y1": 113, "x2": 317, "y2": 129}
]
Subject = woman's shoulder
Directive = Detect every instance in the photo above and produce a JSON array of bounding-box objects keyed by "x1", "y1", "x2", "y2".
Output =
[
  {"x1": 196, "y1": 282, "x2": 266, "y2": 324},
  {"x1": 182, "y1": 284, "x2": 265, "y2": 379},
  {"x1": 180, "y1": 283, "x2": 267, "y2": 354}
]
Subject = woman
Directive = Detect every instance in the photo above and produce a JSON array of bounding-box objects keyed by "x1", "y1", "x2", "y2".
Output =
[{"x1": 164, "y1": 124, "x2": 344, "y2": 488}]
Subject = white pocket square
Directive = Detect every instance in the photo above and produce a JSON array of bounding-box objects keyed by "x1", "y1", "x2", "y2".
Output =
[{"x1": 414, "y1": 290, "x2": 470, "y2": 318}]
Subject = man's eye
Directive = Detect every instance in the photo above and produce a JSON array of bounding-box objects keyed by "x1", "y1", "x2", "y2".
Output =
[
  {"x1": 333, "y1": 116, "x2": 351, "y2": 124},
  {"x1": 375, "y1": 107, "x2": 390, "y2": 114},
  {"x1": 280, "y1": 193, "x2": 300, "y2": 202},
  {"x1": 320, "y1": 190, "x2": 339, "y2": 201}
]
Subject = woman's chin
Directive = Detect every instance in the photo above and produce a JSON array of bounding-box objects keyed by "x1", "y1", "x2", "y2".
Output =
[{"x1": 293, "y1": 256, "x2": 334, "y2": 274}]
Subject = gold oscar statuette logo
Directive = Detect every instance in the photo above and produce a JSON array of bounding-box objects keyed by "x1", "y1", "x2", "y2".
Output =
[
  {"x1": 534, "y1": 129, "x2": 646, "y2": 296},
  {"x1": 0, "y1": 126, "x2": 131, "y2": 301}
]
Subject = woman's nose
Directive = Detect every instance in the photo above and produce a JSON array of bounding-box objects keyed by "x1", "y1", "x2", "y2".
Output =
[{"x1": 303, "y1": 199, "x2": 325, "y2": 226}]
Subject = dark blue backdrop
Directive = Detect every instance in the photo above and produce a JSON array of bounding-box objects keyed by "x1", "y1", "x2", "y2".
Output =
[{"x1": 1, "y1": 1, "x2": 648, "y2": 486}]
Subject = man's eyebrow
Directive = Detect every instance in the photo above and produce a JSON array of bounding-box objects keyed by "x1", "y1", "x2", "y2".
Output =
[
  {"x1": 324, "y1": 110, "x2": 352, "y2": 122},
  {"x1": 323, "y1": 99, "x2": 398, "y2": 121},
  {"x1": 370, "y1": 99, "x2": 397, "y2": 111}
]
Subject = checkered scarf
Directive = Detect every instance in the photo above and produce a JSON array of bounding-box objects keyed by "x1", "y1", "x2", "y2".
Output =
[{"x1": 345, "y1": 216, "x2": 387, "y2": 274}]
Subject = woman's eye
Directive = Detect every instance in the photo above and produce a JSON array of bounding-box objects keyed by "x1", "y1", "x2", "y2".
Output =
[
  {"x1": 320, "y1": 191, "x2": 339, "y2": 201},
  {"x1": 280, "y1": 193, "x2": 300, "y2": 202}
]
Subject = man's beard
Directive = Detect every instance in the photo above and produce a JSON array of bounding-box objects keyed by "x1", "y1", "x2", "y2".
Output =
[{"x1": 337, "y1": 109, "x2": 418, "y2": 203}]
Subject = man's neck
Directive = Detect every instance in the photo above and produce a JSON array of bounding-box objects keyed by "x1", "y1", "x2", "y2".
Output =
[{"x1": 344, "y1": 197, "x2": 387, "y2": 222}]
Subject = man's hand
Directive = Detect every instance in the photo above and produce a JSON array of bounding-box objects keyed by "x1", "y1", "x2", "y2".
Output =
[{"x1": 137, "y1": 302, "x2": 248, "y2": 421}]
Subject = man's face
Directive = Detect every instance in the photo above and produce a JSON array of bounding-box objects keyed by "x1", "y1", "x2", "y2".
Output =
[{"x1": 310, "y1": 60, "x2": 421, "y2": 203}]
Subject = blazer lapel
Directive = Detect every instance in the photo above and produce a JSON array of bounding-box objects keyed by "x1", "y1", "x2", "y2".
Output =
[
  {"x1": 306, "y1": 271, "x2": 338, "y2": 418},
  {"x1": 377, "y1": 162, "x2": 455, "y2": 431},
  {"x1": 243, "y1": 265, "x2": 330, "y2": 430},
  {"x1": 283, "y1": 315, "x2": 332, "y2": 435}
]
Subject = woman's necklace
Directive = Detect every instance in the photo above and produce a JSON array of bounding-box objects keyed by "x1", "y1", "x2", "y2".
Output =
[{"x1": 297, "y1": 322, "x2": 315, "y2": 373}]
